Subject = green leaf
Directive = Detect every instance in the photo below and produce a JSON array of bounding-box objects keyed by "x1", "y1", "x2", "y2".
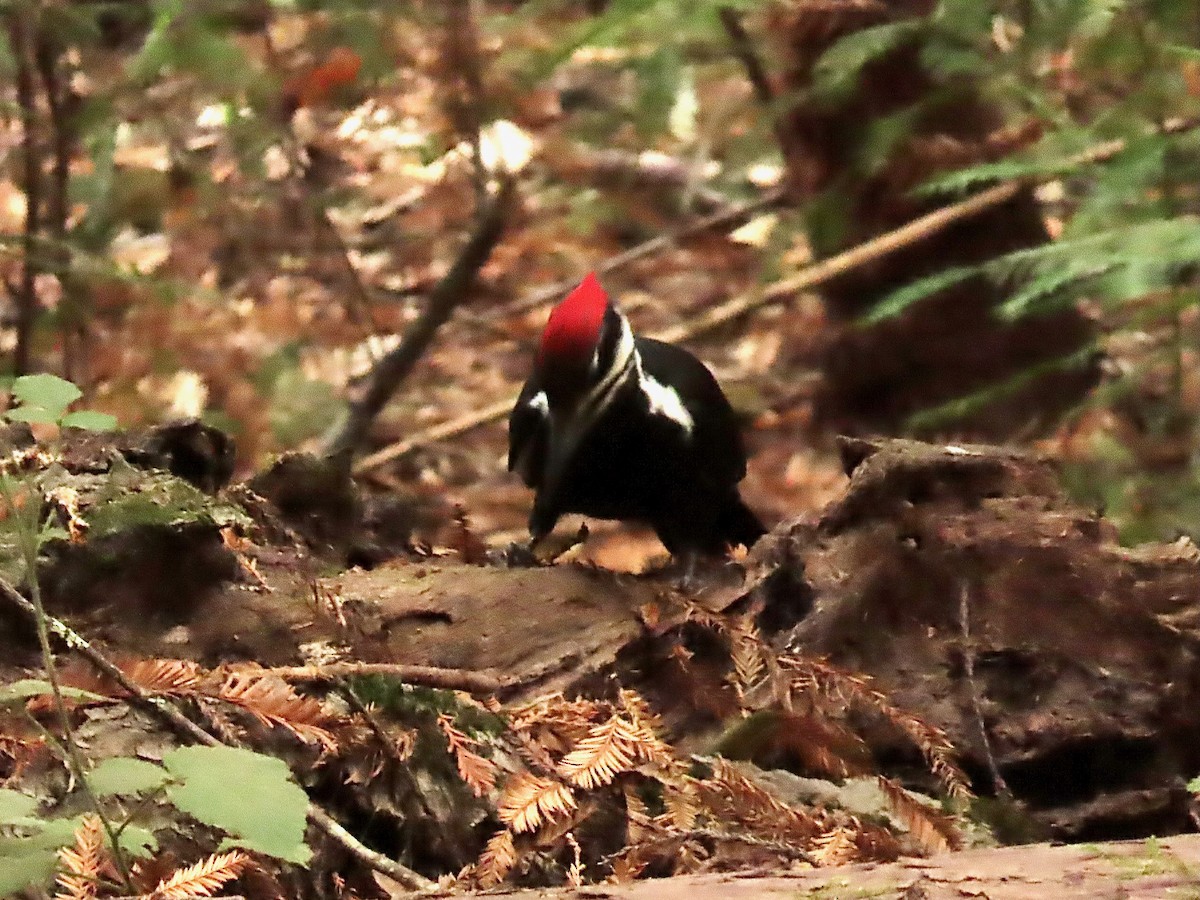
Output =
[
  {"x1": 0, "y1": 847, "x2": 58, "y2": 896},
  {"x1": 10, "y1": 374, "x2": 81, "y2": 418},
  {"x1": 812, "y1": 21, "x2": 921, "y2": 100},
  {"x1": 5, "y1": 407, "x2": 60, "y2": 425},
  {"x1": 60, "y1": 410, "x2": 118, "y2": 431},
  {"x1": 1189, "y1": 775, "x2": 1200, "y2": 794},
  {"x1": 90, "y1": 757, "x2": 169, "y2": 797},
  {"x1": 0, "y1": 679, "x2": 104, "y2": 705},
  {"x1": 164, "y1": 745, "x2": 311, "y2": 864},
  {"x1": 116, "y1": 823, "x2": 157, "y2": 857},
  {"x1": 0, "y1": 789, "x2": 38, "y2": 824}
]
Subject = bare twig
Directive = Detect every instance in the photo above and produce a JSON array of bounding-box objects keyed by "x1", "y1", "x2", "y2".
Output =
[
  {"x1": 9, "y1": 9, "x2": 41, "y2": 377},
  {"x1": 325, "y1": 177, "x2": 513, "y2": 461},
  {"x1": 478, "y1": 187, "x2": 786, "y2": 322},
  {"x1": 958, "y1": 582, "x2": 1011, "y2": 800},
  {"x1": 0, "y1": 577, "x2": 436, "y2": 892},
  {"x1": 718, "y1": 7, "x2": 774, "y2": 106},
  {"x1": 34, "y1": 31, "x2": 84, "y2": 384},
  {"x1": 273, "y1": 662, "x2": 503, "y2": 695}
]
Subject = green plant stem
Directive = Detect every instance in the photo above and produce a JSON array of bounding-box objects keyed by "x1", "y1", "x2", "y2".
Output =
[{"x1": 0, "y1": 474, "x2": 133, "y2": 886}]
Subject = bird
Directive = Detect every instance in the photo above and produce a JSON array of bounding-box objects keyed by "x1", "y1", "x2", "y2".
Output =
[{"x1": 508, "y1": 272, "x2": 764, "y2": 561}]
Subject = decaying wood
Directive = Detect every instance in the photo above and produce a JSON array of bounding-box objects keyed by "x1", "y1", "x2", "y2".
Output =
[
  {"x1": 743, "y1": 436, "x2": 1200, "y2": 838},
  {"x1": 17, "y1": 432, "x2": 1200, "y2": 854}
]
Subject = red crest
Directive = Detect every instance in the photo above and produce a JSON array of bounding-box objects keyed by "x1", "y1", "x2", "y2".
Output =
[{"x1": 537, "y1": 272, "x2": 609, "y2": 367}]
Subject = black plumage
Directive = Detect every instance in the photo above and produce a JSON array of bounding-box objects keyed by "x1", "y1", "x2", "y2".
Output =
[{"x1": 508, "y1": 276, "x2": 763, "y2": 557}]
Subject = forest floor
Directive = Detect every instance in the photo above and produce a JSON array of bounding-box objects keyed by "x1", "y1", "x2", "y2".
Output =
[{"x1": 5, "y1": 428, "x2": 1200, "y2": 897}]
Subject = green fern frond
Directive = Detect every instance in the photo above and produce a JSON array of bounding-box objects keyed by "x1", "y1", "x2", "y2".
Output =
[
  {"x1": 906, "y1": 344, "x2": 1100, "y2": 431},
  {"x1": 997, "y1": 261, "x2": 1119, "y2": 320},
  {"x1": 812, "y1": 21, "x2": 922, "y2": 100},
  {"x1": 862, "y1": 265, "x2": 978, "y2": 324},
  {"x1": 916, "y1": 157, "x2": 1074, "y2": 197},
  {"x1": 982, "y1": 217, "x2": 1200, "y2": 319}
]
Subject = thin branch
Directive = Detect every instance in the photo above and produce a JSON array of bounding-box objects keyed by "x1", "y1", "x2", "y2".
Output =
[
  {"x1": 324, "y1": 178, "x2": 513, "y2": 461},
  {"x1": 0, "y1": 576, "x2": 436, "y2": 892},
  {"x1": 9, "y1": 8, "x2": 42, "y2": 377},
  {"x1": 958, "y1": 582, "x2": 1010, "y2": 800},
  {"x1": 34, "y1": 30, "x2": 82, "y2": 384},
  {"x1": 272, "y1": 662, "x2": 503, "y2": 695},
  {"x1": 477, "y1": 186, "x2": 786, "y2": 322},
  {"x1": 718, "y1": 7, "x2": 774, "y2": 106},
  {"x1": 0, "y1": 476, "x2": 132, "y2": 886}
]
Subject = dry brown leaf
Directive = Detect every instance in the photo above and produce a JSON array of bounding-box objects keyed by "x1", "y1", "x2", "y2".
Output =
[
  {"x1": 698, "y1": 758, "x2": 823, "y2": 844},
  {"x1": 125, "y1": 658, "x2": 204, "y2": 694},
  {"x1": 394, "y1": 727, "x2": 417, "y2": 761},
  {"x1": 661, "y1": 781, "x2": 699, "y2": 832},
  {"x1": 565, "y1": 832, "x2": 583, "y2": 887},
  {"x1": 876, "y1": 776, "x2": 962, "y2": 855},
  {"x1": 497, "y1": 771, "x2": 577, "y2": 833},
  {"x1": 728, "y1": 615, "x2": 767, "y2": 703},
  {"x1": 775, "y1": 711, "x2": 872, "y2": 779},
  {"x1": 146, "y1": 850, "x2": 249, "y2": 899},
  {"x1": 217, "y1": 667, "x2": 340, "y2": 752},
  {"x1": 779, "y1": 655, "x2": 973, "y2": 801},
  {"x1": 608, "y1": 852, "x2": 649, "y2": 884},
  {"x1": 47, "y1": 486, "x2": 88, "y2": 543}
]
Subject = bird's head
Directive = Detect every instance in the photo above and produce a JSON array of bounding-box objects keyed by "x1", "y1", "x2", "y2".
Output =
[
  {"x1": 525, "y1": 273, "x2": 638, "y2": 540},
  {"x1": 535, "y1": 272, "x2": 633, "y2": 414}
]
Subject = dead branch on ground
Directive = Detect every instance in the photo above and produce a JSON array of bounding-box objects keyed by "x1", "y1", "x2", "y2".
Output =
[{"x1": 273, "y1": 661, "x2": 504, "y2": 694}]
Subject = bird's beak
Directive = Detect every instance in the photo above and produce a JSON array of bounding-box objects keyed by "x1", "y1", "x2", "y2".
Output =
[{"x1": 529, "y1": 408, "x2": 588, "y2": 542}]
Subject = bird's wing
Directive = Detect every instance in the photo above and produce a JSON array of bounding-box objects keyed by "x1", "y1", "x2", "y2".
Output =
[{"x1": 636, "y1": 337, "x2": 748, "y2": 487}]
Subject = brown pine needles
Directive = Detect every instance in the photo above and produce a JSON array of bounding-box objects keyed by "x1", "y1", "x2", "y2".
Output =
[
  {"x1": 497, "y1": 771, "x2": 578, "y2": 833},
  {"x1": 877, "y1": 776, "x2": 962, "y2": 855},
  {"x1": 55, "y1": 815, "x2": 110, "y2": 900},
  {"x1": 437, "y1": 713, "x2": 498, "y2": 796},
  {"x1": 143, "y1": 849, "x2": 249, "y2": 899}
]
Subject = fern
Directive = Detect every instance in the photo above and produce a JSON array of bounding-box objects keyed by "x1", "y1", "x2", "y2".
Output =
[
  {"x1": 811, "y1": 21, "x2": 922, "y2": 101},
  {"x1": 863, "y1": 266, "x2": 977, "y2": 324}
]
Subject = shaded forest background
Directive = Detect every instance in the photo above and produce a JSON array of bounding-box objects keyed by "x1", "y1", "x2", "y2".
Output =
[
  {"x1": 3, "y1": 0, "x2": 1199, "y2": 562},
  {"x1": 4, "y1": 1, "x2": 1200, "y2": 897}
]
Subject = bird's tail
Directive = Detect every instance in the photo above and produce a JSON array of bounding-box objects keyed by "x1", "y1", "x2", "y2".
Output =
[{"x1": 719, "y1": 495, "x2": 766, "y2": 551}]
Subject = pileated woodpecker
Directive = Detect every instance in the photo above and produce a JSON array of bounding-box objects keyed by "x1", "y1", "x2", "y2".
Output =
[{"x1": 508, "y1": 273, "x2": 764, "y2": 557}]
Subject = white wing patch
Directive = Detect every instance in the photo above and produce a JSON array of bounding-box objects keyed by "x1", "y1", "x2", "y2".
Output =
[
  {"x1": 527, "y1": 390, "x2": 549, "y2": 417},
  {"x1": 641, "y1": 372, "x2": 694, "y2": 435}
]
